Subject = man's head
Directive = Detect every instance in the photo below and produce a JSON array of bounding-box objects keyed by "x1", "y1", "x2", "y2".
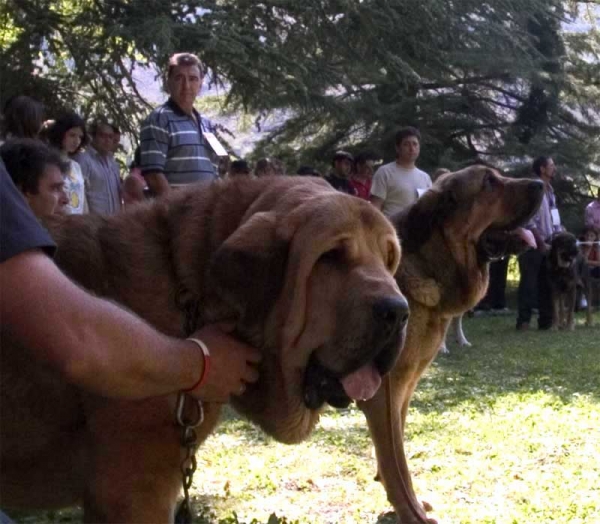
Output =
[
  {"x1": 255, "y1": 158, "x2": 275, "y2": 177},
  {"x1": 0, "y1": 139, "x2": 69, "y2": 219},
  {"x1": 2, "y1": 95, "x2": 45, "y2": 139},
  {"x1": 166, "y1": 52, "x2": 203, "y2": 114},
  {"x1": 332, "y1": 150, "x2": 353, "y2": 178},
  {"x1": 89, "y1": 120, "x2": 115, "y2": 156},
  {"x1": 229, "y1": 160, "x2": 251, "y2": 177},
  {"x1": 532, "y1": 156, "x2": 555, "y2": 182},
  {"x1": 394, "y1": 127, "x2": 421, "y2": 166},
  {"x1": 354, "y1": 151, "x2": 377, "y2": 179}
]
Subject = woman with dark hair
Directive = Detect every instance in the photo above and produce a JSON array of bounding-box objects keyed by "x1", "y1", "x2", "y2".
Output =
[
  {"x1": 47, "y1": 112, "x2": 88, "y2": 214},
  {"x1": 1, "y1": 95, "x2": 45, "y2": 140}
]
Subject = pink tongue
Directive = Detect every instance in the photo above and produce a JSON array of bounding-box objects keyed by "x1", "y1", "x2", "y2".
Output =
[
  {"x1": 515, "y1": 227, "x2": 536, "y2": 249},
  {"x1": 341, "y1": 364, "x2": 382, "y2": 401}
]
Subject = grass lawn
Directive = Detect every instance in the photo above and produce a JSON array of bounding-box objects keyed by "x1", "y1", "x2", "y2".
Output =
[{"x1": 12, "y1": 309, "x2": 600, "y2": 524}]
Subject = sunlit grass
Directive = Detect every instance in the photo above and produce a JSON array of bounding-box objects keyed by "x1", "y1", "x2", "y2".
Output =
[{"x1": 12, "y1": 310, "x2": 600, "y2": 524}]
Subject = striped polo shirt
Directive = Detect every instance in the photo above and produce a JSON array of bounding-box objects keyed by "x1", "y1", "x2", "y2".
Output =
[{"x1": 140, "y1": 98, "x2": 216, "y2": 186}]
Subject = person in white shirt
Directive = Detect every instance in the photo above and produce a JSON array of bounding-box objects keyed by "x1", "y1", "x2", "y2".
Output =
[
  {"x1": 47, "y1": 112, "x2": 88, "y2": 214},
  {"x1": 370, "y1": 127, "x2": 432, "y2": 217}
]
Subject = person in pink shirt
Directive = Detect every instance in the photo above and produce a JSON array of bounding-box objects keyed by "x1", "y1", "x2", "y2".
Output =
[
  {"x1": 584, "y1": 188, "x2": 600, "y2": 232},
  {"x1": 350, "y1": 151, "x2": 377, "y2": 200}
]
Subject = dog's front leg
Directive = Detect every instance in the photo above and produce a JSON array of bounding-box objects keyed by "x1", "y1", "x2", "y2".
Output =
[
  {"x1": 551, "y1": 295, "x2": 560, "y2": 331},
  {"x1": 360, "y1": 374, "x2": 436, "y2": 524},
  {"x1": 566, "y1": 288, "x2": 576, "y2": 331},
  {"x1": 360, "y1": 308, "x2": 445, "y2": 524}
]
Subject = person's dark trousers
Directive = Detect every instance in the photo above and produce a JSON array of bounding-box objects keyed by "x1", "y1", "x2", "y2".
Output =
[
  {"x1": 517, "y1": 249, "x2": 552, "y2": 329},
  {"x1": 487, "y1": 256, "x2": 510, "y2": 309}
]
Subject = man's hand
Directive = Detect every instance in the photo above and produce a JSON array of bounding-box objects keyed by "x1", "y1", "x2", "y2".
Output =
[
  {"x1": 144, "y1": 171, "x2": 171, "y2": 197},
  {"x1": 186, "y1": 324, "x2": 261, "y2": 402}
]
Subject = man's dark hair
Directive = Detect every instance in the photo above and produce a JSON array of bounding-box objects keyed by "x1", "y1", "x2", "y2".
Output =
[
  {"x1": 394, "y1": 126, "x2": 421, "y2": 146},
  {"x1": 354, "y1": 150, "x2": 377, "y2": 167},
  {"x1": 532, "y1": 156, "x2": 551, "y2": 177},
  {"x1": 47, "y1": 112, "x2": 88, "y2": 154},
  {"x1": 1, "y1": 95, "x2": 45, "y2": 139},
  {"x1": 230, "y1": 159, "x2": 250, "y2": 175},
  {"x1": 167, "y1": 53, "x2": 203, "y2": 78},
  {"x1": 88, "y1": 119, "x2": 112, "y2": 137},
  {"x1": 0, "y1": 139, "x2": 68, "y2": 194},
  {"x1": 332, "y1": 150, "x2": 353, "y2": 166},
  {"x1": 296, "y1": 165, "x2": 321, "y2": 176}
]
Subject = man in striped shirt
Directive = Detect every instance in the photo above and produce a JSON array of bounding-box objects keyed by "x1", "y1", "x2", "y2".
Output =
[{"x1": 140, "y1": 53, "x2": 216, "y2": 196}]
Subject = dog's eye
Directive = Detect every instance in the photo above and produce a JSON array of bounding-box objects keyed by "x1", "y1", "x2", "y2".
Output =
[
  {"x1": 319, "y1": 248, "x2": 345, "y2": 265},
  {"x1": 387, "y1": 243, "x2": 398, "y2": 272}
]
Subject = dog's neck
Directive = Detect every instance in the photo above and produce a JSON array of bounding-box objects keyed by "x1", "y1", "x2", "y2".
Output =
[{"x1": 403, "y1": 226, "x2": 489, "y2": 313}]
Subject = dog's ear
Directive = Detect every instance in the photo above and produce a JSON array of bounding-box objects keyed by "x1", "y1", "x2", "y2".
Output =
[
  {"x1": 398, "y1": 186, "x2": 458, "y2": 253},
  {"x1": 208, "y1": 212, "x2": 288, "y2": 324}
]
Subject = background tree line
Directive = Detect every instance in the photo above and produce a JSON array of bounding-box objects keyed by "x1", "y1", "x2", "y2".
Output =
[{"x1": 2, "y1": 0, "x2": 599, "y2": 228}]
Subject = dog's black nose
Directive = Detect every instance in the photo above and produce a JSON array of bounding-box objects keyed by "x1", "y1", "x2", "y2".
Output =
[{"x1": 373, "y1": 296, "x2": 410, "y2": 329}]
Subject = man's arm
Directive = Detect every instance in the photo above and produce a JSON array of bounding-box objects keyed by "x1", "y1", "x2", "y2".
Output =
[
  {"x1": 144, "y1": 171, "x2": 171, "y2": 197},
  {"x1": 370, "y1": 195, "x2": 384, "y2": 210},
  {"x1": 529, "y1": 226, "x2": 549, "y2": 253},
  {"x1": 1, "y1": 250, "x2": 260, "y2": 401}
]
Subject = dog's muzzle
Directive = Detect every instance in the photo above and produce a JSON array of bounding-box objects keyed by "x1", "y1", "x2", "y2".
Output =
[{"x1": 303, "y1": 296, "x2": 409, "y2": 410}]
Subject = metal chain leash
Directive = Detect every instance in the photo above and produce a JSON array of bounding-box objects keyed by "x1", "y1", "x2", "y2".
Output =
[
  {"x1": 174, "y1": 391, "x2": 204, "y2": 524},
  {"x1": 175, "y1": 297, "x2": 203, "y2": 524}
]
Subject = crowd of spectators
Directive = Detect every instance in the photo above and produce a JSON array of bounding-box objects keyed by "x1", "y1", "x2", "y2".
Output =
[{"x1": 2, "y1": 52, "x2": 599, "y2": 344}]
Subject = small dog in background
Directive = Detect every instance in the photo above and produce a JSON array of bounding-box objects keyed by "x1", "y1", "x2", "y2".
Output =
[{"x1": 547, "y1": 232, "x2": 581, "y2": 331}]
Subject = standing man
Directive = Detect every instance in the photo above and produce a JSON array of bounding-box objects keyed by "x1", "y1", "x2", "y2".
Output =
[
  {"x1": 77, "y1": 120, "x2": 122, "y2": 215},
  {"x1": 516, "y1": 156, "x2": 562, "y2": 331},
  {"x1": 140, "y1": 53, "x2": 216, "y2": 196},
  {"x1": 325, "y1": 150, "x2": 356, "y2": 195},
  {"x1": 370, "y1": 127, "x2": 432, "y2": 217},
  {"x1": 585, "y1": 188, "x2": 600, "y2": 232}
]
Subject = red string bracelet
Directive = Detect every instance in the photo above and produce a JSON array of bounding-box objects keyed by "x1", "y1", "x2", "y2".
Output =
[{"x1": 183, "y1": 338, "x2": 211, "y2": 392}]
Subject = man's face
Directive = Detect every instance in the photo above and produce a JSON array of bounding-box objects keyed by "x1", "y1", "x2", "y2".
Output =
[
  {"x1": 335, "y1": 158, "x2": 352, "y2": 178},
  {"x1": 93, "y1": 125, "x2": 115, "y2": 155},
  {"x1": 25, "y1": 164, "x2": 68, "y2": 219},
  {"x1": 168, "y1": 64, "x2": 203, "y2": 111},
  {"x1": 396, "y1": 136, "x2": 420, "y2": 163},
  {"x1": 541, "y1": 158, "x2": 556, "y2": 181}
]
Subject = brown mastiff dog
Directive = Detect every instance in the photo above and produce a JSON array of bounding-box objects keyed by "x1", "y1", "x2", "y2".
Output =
[
  {"x1": 1, "y1": 177, "x2": 408, "y2": 522},
  {"x1": 359, "y1": 166, "x2": 544, "y2": 523}
]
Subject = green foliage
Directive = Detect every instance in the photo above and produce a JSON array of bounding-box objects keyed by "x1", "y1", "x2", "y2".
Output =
[{"x1": 3, "y1": 1, "x2": 600, "y2": 214}]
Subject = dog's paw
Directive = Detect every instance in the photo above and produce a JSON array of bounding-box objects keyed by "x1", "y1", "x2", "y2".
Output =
[
  {"x1": 439, "y1": 343, "x2": 449, "y2": 354},
  {"x1": 455, "y1": 338, "x2": 472, "y2": 347}
]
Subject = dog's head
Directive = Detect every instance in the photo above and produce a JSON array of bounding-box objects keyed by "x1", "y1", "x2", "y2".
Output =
[
  {"x1": 207, "y1": 177, "x2": 407, "y2": 442},
  {"x1": 550, "y1": 232, "x2": 579, "y2": 269},
  {"x1": 397, "y1": 165, "x2": 544, "y2": 261}
]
